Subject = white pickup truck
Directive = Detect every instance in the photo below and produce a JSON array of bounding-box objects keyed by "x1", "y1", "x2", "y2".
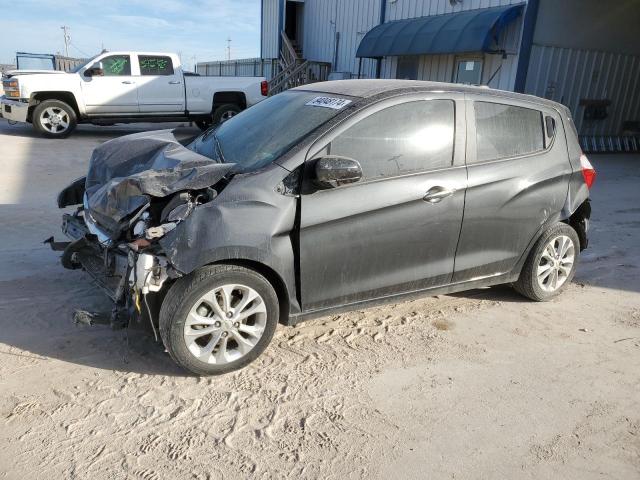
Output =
[{"x1": 1, "y1": 51, "x2": 268, "y2": 137}]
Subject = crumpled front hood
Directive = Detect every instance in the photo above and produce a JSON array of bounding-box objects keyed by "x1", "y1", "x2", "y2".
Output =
[{"x1": 84, "y1": 129, "x2": 234, "y2": 238}]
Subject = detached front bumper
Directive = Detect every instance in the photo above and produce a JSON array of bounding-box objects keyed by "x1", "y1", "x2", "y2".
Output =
[{"x1": 0, "y1": 96, "x2": 29, "y2": 123}]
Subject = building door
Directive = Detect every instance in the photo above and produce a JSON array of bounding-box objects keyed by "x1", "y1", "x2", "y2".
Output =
[
  {"x1": 454, "y1": 58, "x2": 483, "y2": 85},
  {"x1": 396, "y1": 56, "x2": 419, "y2": 79},
  {"x1": 285, "y1": 1, "x2": 304, "y2": 51}
]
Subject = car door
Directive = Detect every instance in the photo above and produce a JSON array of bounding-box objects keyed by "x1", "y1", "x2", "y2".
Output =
[
  {"x1": 80, "y1": 54, "x2": 139, "y2": 114},
  {"x1": 135, "y1": 54, "x2": 184, "y2": 113},
  {"x1": 298, "y1": 94, "x2": 467, "y2": 312},
  {"x1": 452, "y1": 95, "x2": 570, "y2": 283}
]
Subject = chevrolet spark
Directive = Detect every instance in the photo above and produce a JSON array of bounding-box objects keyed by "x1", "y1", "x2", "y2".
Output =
[{"x1": 52, "y1": 80, "x2": 595, "y2": 375}]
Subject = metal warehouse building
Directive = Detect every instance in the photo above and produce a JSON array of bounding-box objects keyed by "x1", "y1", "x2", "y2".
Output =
[{"x1": 200, "y1": 0, "x2": 640, "y2": 151}]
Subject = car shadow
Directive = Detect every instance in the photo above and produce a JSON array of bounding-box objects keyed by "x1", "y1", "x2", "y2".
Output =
[
  {"x1": 0, "y1": 258, "x2": 192, "y2": 377},
  {"x1": 448, "y1": 284, "x2": 531, "y2": 303}
]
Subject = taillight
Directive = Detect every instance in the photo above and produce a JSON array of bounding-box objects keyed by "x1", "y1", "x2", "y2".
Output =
[
  {"x1": 580, "y1": 154, "x2": 596, "y2": 189},
  {"x1": 260, "y1": 80, "x2": 268, "y2": 96}
]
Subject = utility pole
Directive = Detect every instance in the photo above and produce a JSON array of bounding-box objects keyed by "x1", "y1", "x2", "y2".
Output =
[
  {"x1": 60, "y1": 26, "x2": 70, "y2": 57},
  {"x1": 226, "y1": 37, "x2": 232, "y2": 60},
  {"x1": 191, "y1": 55, "x2": 197, "y2": 73}
]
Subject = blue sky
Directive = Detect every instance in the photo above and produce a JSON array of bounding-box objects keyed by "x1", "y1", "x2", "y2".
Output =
[{"x1": 0, "y1": 0, "x2": 261, "y2": 70}]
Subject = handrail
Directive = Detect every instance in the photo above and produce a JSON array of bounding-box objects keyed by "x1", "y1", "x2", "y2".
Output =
[
  {"x1": 268, "y1": 60, "x2": 332, "y2": 95},
  {"x1": 280, "y1": 31, "x2": 299, "y2": 67}
]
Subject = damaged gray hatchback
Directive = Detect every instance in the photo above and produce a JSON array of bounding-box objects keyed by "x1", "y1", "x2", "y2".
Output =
[{"x1": 52, "y1": 80, "x2": 595, "y2": 375}]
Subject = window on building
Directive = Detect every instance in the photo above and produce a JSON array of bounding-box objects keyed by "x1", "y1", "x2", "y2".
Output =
[
  {"x1": 454, "y1": 58, "x2": 482, "y2": 85},
  {"x1": 101, "y1": 55, "x2": 131, "y2": 76},
  {"x1": 396, "y1": 56, "x2": 419, "y2": 80},
  {"x1": 328, "y1": 100, "x2": 455, "y2": 180},
  {"x1": 138, "y1": 55, "x2": 174, "y2": 76},
  {"x1": 474, "y1": 102, "x2": 545, "y2": 162}
]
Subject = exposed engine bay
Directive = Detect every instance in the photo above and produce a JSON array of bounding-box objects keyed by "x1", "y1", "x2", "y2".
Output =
[{"x1": 49, "y1": 129, "x2": 235, "y2": 330}]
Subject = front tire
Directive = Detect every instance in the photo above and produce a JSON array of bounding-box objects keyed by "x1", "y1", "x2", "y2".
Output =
[
  {"x1": 159, "y1": 264, "x2": 279, "y2": 376},
  {"x1": 514, "y1": 223, "x2": 580, "y2": 301},
  {"x1": 32, "y1": 99, "x2": 77, "y2": 138}
]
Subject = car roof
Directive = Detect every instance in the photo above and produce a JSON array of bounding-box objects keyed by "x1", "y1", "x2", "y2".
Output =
[{"x1": 294, "y1": 79, "x2": 566, "y2": 111}]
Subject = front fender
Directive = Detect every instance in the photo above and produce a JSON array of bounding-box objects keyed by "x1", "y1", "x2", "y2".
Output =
[{"x1": 158, "y1": 185, "x2": 299, "y2": 314}]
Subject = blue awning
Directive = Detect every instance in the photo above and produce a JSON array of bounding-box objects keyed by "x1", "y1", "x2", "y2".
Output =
[{"x1": 356, "y1": 4, "x2": 525, "y2": 58}]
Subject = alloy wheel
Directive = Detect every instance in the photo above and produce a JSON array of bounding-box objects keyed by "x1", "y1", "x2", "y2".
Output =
[
  {"x1": 537, "y1": 235, "x2": 575, "y2": 292},
  {"x1": 40, "y1": 106, "x2": 70, "y2": 134},
  {"x1": 220, "y1": 110, "x2": 237, "y2": 122},
  {"x1": 183, "y1": 284, "x2": 267, "y2": 364}
]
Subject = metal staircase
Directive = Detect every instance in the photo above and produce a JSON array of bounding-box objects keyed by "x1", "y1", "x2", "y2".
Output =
[{"x1": 268, "y1": 32, "x2": 331, "y2": 95}]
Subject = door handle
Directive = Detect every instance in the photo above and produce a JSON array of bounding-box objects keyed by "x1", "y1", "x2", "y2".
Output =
[
  {"x1": 168, "y1": 80, "x2": 181, "y2": 84},
  {"x1": 423, "y1": 186, "x2": 455, "y2": 203},
  {"x1": 121, "y1": 80, "x2": 135, "y2": 84}
]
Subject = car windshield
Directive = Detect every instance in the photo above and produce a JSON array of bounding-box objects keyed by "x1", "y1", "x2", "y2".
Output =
[{"x1": 188, "y1": 90, "x2": 355, "y2": 173}]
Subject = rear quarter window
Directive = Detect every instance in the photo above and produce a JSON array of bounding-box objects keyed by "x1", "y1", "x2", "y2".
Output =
[{"x1": 474, "y1": 102, "x2": 545, "y2": 163}]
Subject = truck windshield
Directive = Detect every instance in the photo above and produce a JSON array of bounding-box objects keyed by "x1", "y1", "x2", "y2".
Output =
[
  {"x1": 70, "y1": 54, "x2": 100, "y2": 73},
  {"x1": 188, "y1": 90, "x2": 355, "y2": 172}
]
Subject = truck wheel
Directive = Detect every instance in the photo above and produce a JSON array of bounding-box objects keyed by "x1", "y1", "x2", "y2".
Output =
[
  {"x1": 514, "y1": 223, "x2": 580, "y2": 301},
  {"x1": 212, "y1": 103, "x2": 241, "y2": 124},
  {"x1": 195, "y1": 119, "x2": 212, "y2": 131},
  {"x1": 159, "y1": 264, "x2": 279, "y2": 376},
  {"x1": 32, "y1": 99, "x2": 77, "y2": 138}
]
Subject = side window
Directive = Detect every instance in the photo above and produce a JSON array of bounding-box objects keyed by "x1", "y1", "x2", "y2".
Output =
[
  {"x1": 101, "y1": 55, "x2": 131, "y2": 76},
  {"x1": 138, "y1": 55, "x2": 174, "y2": 76},
  {"x1": 474, "y1": 102, "x2": 545, "y2": 162},
  {"x1": 328, "y1": 100, "x2": 455, "y2": 180}
]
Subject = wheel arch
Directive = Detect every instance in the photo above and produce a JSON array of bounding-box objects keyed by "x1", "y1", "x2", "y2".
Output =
[
  {"x1": 212, "y1": 91, "x2": 247, "y2": 111},
  {"x1": 567, "y1": 199, "x2": 591, "y2": 251},
  {"x1": 209, "y1": 258, "x2": 290, "y2": 325},
  {"x1": 28, "y1": 91, "x2": 81, "y2": 121}
]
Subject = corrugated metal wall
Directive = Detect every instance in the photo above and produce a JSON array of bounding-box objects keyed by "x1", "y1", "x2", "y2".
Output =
[
  {"x1": 301, "y1": 0, "x2": 380, "y2": 79},
  {"x1": 262, "y1": 0, "x2": 280, "y2": 59},
  {"x1": 384, "y1": 0, "x2": 523, "y2": 20},
  {"x1": 525, "y1": 45, "x2": 640, "y2": 136}
]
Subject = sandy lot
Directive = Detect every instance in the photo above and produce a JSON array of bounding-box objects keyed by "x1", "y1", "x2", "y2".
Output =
[{"x1": 0, "y1": 118, "x2": 638, "y2": 479}]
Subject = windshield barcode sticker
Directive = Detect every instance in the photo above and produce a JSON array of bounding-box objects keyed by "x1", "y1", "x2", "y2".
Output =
[{"x1": 305, "y1": 96, "x2": 352, "y2": 110}]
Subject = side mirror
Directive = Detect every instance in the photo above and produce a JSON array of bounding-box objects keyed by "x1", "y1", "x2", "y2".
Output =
[
  {"x1": 313, "y1": 155, "x2": 362, "y2": 188},
  {"x1": 84, "y1": 62, "x2": 104, "y2": 77}
]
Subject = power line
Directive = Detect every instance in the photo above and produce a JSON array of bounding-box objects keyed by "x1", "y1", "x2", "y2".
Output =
[{"x1": 69, "y1": 42, "x2": 91, "y2": 58}]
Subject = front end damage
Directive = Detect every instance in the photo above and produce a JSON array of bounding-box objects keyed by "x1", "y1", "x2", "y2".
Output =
[
  {"x1": 48, "y1": 129, "x2": 234, "y2": 330},
  {"x1": 50, "y1": 204, "x2": 173, "y2": 329}
]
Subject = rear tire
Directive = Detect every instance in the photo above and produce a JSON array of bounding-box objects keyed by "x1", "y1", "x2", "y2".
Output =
[
  {"x1": 195, "y1": 119, "x2": 212, "y2": 131},
  {"x1": 212, "y1": 103, "x2": 241, "y2": 124},
  {"x1": 32, "y1": 99, "x2": 77, "y2": 138},
  {"x1": 514, "y1": 223, "x2": 580, "y2": 301},
  {"x1": 159, "y1": 264, "x2": 279, "y2": 376}
]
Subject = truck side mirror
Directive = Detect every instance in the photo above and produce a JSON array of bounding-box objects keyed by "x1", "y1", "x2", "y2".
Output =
[
  {"x1": 84, "y1": 62, "x2": 104, "y2": 77},
  {"x1": 313, "y1": 155, "x2": 363, "y2": 188}
]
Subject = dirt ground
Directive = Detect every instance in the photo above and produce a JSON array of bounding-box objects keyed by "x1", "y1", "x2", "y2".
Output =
[{"x1": 0, "y1": 118, "x2": 638, "y2": 480}]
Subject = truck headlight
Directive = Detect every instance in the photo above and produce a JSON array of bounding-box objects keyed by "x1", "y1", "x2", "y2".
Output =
[{"x1": 6, "y1": 91, "x2": 20, "y2": 98}]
